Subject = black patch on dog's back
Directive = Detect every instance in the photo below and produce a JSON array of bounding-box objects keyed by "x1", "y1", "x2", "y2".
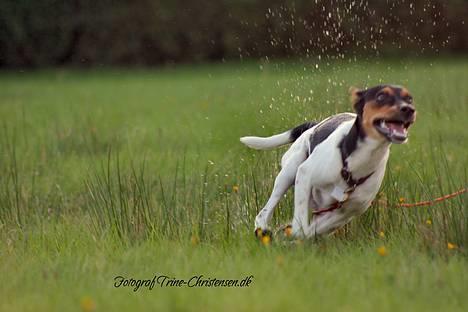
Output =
[
  {"x1": 290, "y1": 121, "x2": 318, "y2": 142},
  {"x1": 308, "y1": 113, "x2": 355, "y2": 155}
]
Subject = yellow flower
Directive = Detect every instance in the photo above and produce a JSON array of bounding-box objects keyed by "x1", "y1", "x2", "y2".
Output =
[
  {"x1": 377, "y1": 246, "x2": 388, "y2": 256},
  {"x1": 447, "y1": 242, "x2": 457, "y2": 250},
  {"x1": 426, "y1": 219, "x2": 432, "y2": 225},
  {"x1": 399, "y1": 197, "x2": 405, "y2": 203},
  {"x1": 379, "y1": 231, "x2": 385, "y2": 238},
  {"x1": 190, "y1": 235, "x2": 200, "y2": 246},
  {"x1": 261, "y1": 235, "x2": 271, "y2": 246},
  {"x1": 80, "y1": 296, "x2": 96, "y2": 312},
  {"x1": 276, "y1": 255, "x2": 284, "y2": 267},
  {"x1": 232, "y1": 185, "x2": 239, "y2": 193}
]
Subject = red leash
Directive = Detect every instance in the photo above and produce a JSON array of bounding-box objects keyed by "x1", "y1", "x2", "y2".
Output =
[
  {"x1": 313, "y1": 187, "x2": 466, "y2": 215},
  {"x1": 313, "y1": 202, "x2": 342, "y2": 215},
  {"x1": 397, "y1": 188, "x2": 467, "y2": 208}
]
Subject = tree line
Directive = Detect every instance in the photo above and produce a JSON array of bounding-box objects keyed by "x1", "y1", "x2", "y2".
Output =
[{"x1": 0, "y1": 0, "x2": 467, "y2": 68}]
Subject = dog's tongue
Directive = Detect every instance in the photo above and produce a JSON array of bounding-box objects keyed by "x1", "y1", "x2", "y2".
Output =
[{"x1": 387, "y1": 122, "x2": 406, "y2": 135}]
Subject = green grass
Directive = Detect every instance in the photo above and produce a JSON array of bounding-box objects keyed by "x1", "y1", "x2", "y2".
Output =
[{"x1": 0, "y1": 59, "x2": 467, "y2": 311}]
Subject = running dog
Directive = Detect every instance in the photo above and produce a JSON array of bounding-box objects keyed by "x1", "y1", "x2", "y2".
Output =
[{"x1": 240, "y1": 85, "x2": 416, "y2": 239}]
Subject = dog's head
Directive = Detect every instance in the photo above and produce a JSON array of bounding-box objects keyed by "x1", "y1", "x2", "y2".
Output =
[{"x1": 350, "y1": 85, "x2": 416, "y2": 144}]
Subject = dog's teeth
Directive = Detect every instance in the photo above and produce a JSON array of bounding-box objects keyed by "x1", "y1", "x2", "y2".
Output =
[{"x1": 380, "y1": 120, "x2": 387, "y2": 128}]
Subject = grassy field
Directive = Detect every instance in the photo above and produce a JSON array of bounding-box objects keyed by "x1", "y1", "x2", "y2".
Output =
[{"x1": 0, "y1": 59, "x2": 467, "y2": 311}]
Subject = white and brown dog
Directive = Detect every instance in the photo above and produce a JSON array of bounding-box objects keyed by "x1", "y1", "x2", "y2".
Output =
[{"x1": 240, "y1": 85, "x2": 416, "y2": 239}]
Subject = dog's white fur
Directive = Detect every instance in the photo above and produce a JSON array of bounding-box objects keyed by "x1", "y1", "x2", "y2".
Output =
[
  {"x1": 241, "y1": 113, "x2": 391, "y2": 238},
  {"x1": 240, "y1": 131, "x2": 291, "y2": 150}
]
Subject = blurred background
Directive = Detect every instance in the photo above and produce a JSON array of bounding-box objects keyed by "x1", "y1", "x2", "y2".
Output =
[{"x1": 1, "y1": 0, "x2": 467, "y2": 68}]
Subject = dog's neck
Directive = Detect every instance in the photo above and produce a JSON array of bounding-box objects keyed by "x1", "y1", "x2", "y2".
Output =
[{"x1": 339, "y1": 117, "x2": 391, "y2": 179}]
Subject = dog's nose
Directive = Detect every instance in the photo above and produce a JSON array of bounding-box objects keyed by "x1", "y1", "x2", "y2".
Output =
[{"x1": 400, "y1": 104, "x2": 415, "y2": 116}]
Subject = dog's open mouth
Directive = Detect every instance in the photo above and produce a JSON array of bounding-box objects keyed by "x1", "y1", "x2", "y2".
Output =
[{"x1": 373, "y1": 119, "x2": 412, "y2": 143}]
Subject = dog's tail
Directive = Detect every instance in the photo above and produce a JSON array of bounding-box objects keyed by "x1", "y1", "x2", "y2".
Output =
[{"x1": 240, "y1": 121, "x2": 317, "y2": 150}]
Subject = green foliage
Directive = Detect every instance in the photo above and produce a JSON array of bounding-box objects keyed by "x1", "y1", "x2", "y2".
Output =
[{"x1": 1, "y1": 0, "x2": 467, "y2": 67}]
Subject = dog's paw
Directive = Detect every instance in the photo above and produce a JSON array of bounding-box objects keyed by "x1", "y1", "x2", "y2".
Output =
[
  {"x1": 288, "y1": 224, "x2": 306, "y2": 239},
  {"x1": 255, "y1": 228, "x2": 272, "y2": 245}
]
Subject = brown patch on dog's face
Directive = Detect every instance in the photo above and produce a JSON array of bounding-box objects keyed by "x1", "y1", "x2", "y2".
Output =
[
  {"x1": 352, "y1": 85, "x2": 416, "y2": 143},
  {"x1": 362, "y1": 101, "x2": 400, "y2": 140},
  {"x1": 400, "y1": 87, "x2": 410, "y2": 98},
  {"x1": 381, "y1": 87, "x2": 395, "y2": 96}
]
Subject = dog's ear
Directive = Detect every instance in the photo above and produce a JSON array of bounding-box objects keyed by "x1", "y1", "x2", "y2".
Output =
[{"x1": 349, "y1": 87, "x2": 365, "y2": 115}]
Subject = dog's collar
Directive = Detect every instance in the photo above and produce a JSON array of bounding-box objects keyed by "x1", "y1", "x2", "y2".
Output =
[{"x1": 340, "y1": 150, "x2": 374, "y2": 193}]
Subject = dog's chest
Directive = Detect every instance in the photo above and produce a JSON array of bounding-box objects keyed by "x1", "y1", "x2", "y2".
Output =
[{"x1": 311, "y1": 166, "x2": 386, "y2": 216}]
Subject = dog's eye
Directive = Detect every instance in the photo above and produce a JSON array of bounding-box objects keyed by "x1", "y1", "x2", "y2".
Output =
[
  {"x1": 376, "y1": 93, "x2": 386, "y2": 102},
  {"x1": 404, "y1": 96, "x2": 413, "y2": 104}
]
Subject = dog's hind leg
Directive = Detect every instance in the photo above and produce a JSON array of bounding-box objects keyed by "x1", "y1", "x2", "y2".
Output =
[
  {"x1": 303, "y1": 212, "x2": 352, "y2": 238},
  {"x1": 254, "y1": 145, "x2": 307, "y2": 231},
  {"x1": 254, "y1": 168, "x2": 295, "y2": 230}
]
